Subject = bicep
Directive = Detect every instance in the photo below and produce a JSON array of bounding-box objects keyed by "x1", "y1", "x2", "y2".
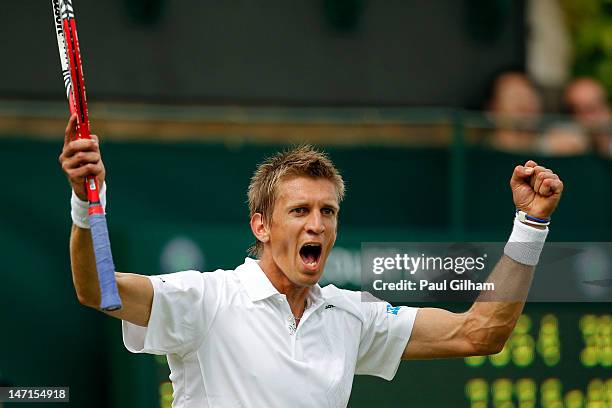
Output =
[
  {"x1": 105, "y1": 272, "x2": 153, "y2": 327},
  {"x1": 402, "y1": 307, "x2": 476, "y2": 360}
]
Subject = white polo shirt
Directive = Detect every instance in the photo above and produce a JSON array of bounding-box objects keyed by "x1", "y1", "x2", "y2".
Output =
[{"x1": 123, "y1": 258, "x2": 418, "y2": 408}]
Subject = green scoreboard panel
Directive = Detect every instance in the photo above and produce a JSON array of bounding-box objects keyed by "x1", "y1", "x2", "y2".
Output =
[
  {"x1": 149, "y1": 304, "x2": 610, "y2": 408},
  {"x1": 460, "y1": 306, "x2": 610, "y2": 408}
]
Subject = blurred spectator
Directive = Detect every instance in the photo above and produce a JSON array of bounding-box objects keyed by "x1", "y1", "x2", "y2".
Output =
[
  {"x1": 486, "y1": 72, "x2": 542, "y2": 153},
  {"x1": 564, "y1": 77, "x2": 612, "y2": 157},
  {"x1": 486, "y1": 71, "x2": 589, "y2": 156}
]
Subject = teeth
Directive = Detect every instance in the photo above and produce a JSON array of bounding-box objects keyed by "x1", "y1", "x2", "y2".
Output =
[{"x1": 300, "y1": 243, "x2": 321, "y2": 268}]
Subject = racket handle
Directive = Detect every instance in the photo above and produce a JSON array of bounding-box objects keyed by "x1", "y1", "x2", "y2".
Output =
[{"x1": 89, "y1": 211, "x2": 122, "y2": 311}]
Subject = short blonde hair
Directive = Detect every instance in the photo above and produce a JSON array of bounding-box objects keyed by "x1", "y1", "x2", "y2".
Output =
[{"x1": 247, "y1": 145, "x2": 345, "y2": 257}]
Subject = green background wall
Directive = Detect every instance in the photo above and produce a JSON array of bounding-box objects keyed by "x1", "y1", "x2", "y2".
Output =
[{"x1": 0, "y1": 139, "x2": 610, "y2": 407}]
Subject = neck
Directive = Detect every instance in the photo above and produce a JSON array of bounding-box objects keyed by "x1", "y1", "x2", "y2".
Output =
[{"x1": 258, "y1": 254, "x2": 310, "y2": 319}]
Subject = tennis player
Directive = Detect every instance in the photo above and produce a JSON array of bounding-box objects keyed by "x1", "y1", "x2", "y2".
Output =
[{"x1": 59, "y1": 114, "x2": 563, "y2": 407}]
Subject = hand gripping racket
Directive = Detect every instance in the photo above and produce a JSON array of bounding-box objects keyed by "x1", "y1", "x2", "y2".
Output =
[{"x1": 52, "y1": 0, "x2": 122, "y2": 311}]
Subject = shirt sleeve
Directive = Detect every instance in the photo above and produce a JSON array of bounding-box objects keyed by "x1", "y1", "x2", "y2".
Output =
[
  {"x1": 122, "y1": 270, "x2": 224, "y2": 356},
  {"x1": 355, "y1": 303, "x2": 419, "y2": 380}
]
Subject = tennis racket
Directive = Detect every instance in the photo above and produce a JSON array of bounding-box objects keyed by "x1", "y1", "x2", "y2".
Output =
[{"x1": 52, "y1": 0, "x2": 122, "y2": 311}]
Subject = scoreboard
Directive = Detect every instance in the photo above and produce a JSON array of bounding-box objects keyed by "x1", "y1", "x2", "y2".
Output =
[
  {"x1": 150, "y1": 304, "x2": 610, "y2": 408},
  {"x1": 462, "y1": 309, "x2": 610, "y2": 408}
]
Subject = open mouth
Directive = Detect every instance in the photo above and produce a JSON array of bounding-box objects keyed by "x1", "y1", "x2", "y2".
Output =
[{"x1": 299, "y1": 243, "x2": 322, "y2": 269}]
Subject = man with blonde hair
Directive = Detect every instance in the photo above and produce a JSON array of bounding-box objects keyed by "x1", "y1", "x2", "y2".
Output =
[{"x1": 59, "y1": 115, "x2": 563, "y2": 407}]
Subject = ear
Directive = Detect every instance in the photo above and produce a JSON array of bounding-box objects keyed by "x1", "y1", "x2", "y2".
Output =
[{"x1": 250, "y1": 213, "x2": 269, "y2": 244}]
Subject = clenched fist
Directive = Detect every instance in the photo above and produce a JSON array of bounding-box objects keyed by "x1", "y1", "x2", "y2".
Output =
[
  {"x1": 58, "y1": 114, "x2": 105, "y2": 201},
  {"x1": 510, "y1": 160, "x2": 563, "y2": 220}
]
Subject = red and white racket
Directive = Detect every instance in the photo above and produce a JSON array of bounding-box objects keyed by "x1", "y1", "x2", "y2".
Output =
[{"x1": 52, "y1": 0, "x2": 122, "y2": 311}]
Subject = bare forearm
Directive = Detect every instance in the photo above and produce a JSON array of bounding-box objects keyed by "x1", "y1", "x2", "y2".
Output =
[
  {"x1": 404, "y1": 255, "x2": 536, "y2": 359},
  {"x1": 465, "y1": 255, "x2": 535, "y2": 352},
  {"x1": 69, "y1": 224, "x2": 101, "y2": 307},
  {"x1": 69, "y1": 224, "x2": 154, "y2": 324}
]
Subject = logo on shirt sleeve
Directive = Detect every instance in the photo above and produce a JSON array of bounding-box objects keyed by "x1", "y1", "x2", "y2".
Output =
[{"x1": 386, "y1": 304, "x2": 401, "y2": 315}]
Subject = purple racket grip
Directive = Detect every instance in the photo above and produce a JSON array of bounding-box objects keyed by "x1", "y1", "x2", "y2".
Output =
[{"x1": 89, "y1": 212, "x2": 122, "y2": 311}]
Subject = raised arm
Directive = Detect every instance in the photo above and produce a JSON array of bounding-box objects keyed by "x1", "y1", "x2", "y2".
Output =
[
  {"x1": 60, "y1": 115, "x2": 153, "y2": 327},
  {"x1": 403, "y1": 161, "x2": 563, "y2": 359},
  {"x1": 403, "y1": 255, "x2": 534, "y2": 359}
]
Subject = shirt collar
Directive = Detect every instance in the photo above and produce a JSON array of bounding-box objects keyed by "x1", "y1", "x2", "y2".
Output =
[
  {"x1": 236, "y1": 258, "x2": 279, "y2": 301},
  {"x1": 236, "y1": 258, "x2": 324, "y2": 306}
]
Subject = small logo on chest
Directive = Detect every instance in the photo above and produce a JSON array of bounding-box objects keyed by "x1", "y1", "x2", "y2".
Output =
[{"x1": 386, "y1": 304, "x2": 401, "y2": 315}]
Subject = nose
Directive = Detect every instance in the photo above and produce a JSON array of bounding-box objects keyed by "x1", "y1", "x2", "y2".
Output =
[{"x1": 305, "y1": 211, "x2": 325, "y2": 235}]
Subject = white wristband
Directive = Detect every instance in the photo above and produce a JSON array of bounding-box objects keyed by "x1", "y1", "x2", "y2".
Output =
[
  {"x1": 70, "y1": 182, "x2": 107, "y2": 229},
  {"x1": 504, "y1": 217, "x2": 548, "y2": 266}
]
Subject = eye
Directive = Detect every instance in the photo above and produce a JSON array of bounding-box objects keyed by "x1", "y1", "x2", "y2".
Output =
[
  {"x1": 322, "y1": 207, "x2": 336, "y2": 215},
  {"x1": 291, "y1": 207, "x2": 307, "y2": 215}
]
